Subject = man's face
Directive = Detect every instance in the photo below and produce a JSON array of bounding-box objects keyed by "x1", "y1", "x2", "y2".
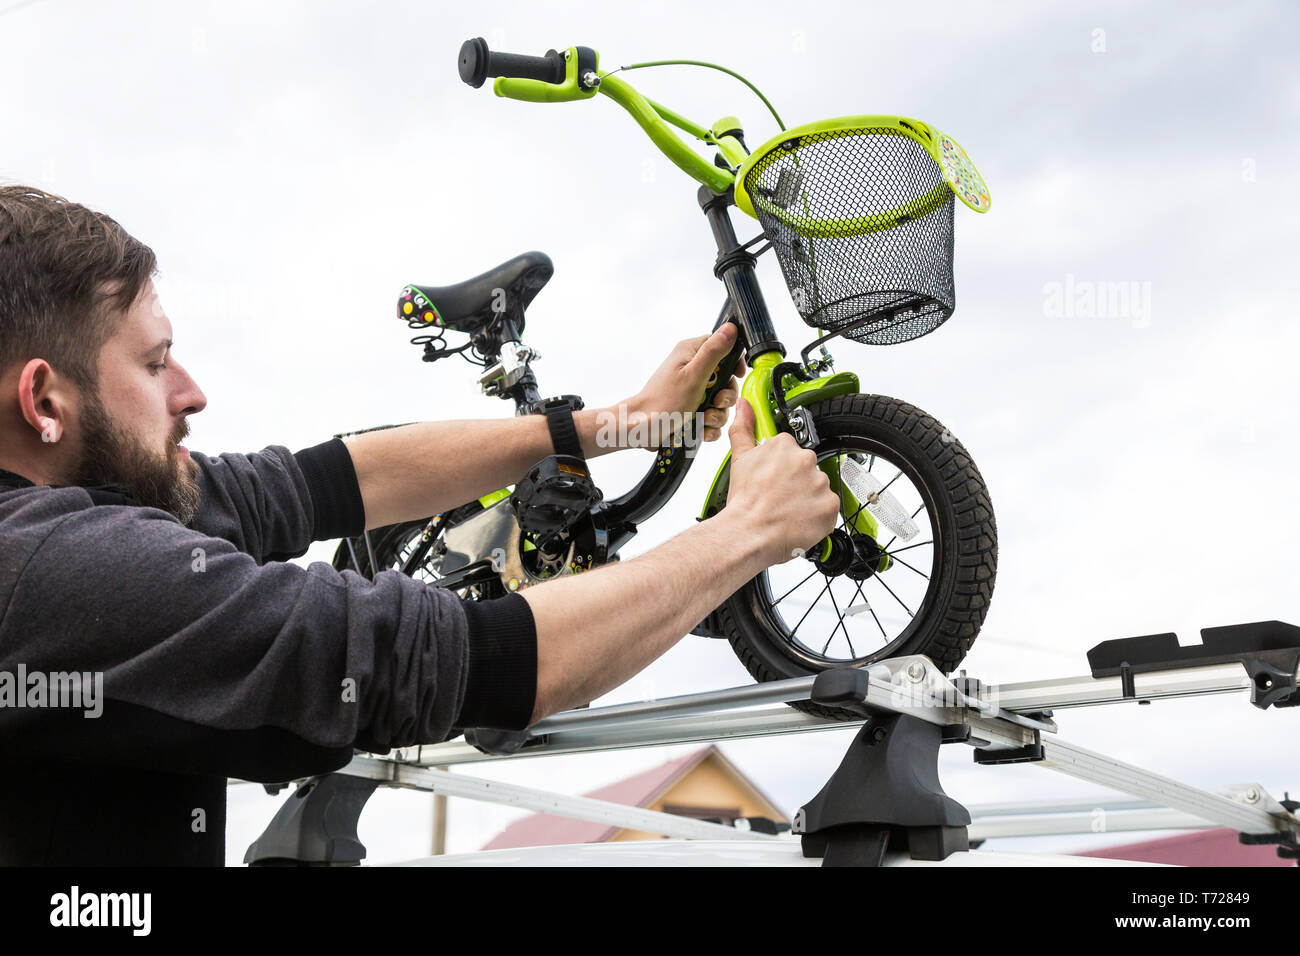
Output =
[{"x1": 57, "y1": 280, "x2": 208, "y2": 524}]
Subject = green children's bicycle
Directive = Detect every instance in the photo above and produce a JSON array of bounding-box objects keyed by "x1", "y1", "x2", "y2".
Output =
[{"x1": 332, "y1": 39, "x2": 998, "y2": 720}]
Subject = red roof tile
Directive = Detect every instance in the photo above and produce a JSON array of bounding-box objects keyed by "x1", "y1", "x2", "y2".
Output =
[
  {"x1": 481, "y1": 746, "x2": 717, "y2": 850},
  {"x1": 1076, "y1": 828, "x2": 1294, "y2": 866}
]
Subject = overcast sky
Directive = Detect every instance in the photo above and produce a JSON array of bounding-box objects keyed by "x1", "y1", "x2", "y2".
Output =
[{"x1": 3, "y1": 0, "x2": 1298, "y2": 864}]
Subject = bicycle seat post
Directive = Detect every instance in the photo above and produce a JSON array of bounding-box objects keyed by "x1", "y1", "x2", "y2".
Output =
[{"x1": 476, "y1": 309, "x2": 542, "y2": 413}]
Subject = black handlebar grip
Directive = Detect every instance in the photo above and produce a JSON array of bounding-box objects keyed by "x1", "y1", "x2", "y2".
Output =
[
  {"x1": 697, "y1": 322, "x2": 745, "y2": 415},
  {"x1": 458, "y1": 37, "x2": 566, "y2": 88}
]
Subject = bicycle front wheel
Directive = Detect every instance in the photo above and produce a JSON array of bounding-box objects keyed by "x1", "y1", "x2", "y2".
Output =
[{"x1": 718, "y1": 393, "x2": 997, "y2": 720}]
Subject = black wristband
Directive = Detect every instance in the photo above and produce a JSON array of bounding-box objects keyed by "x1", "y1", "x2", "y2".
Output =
[{"x1": 544, "y1": 402, "x2": 584, "y2": 460}]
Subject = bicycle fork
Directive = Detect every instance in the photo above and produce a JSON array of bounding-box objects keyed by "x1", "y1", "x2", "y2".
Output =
[{"x1": 696, "y1": 183, "x2": 881, "y2": 566}]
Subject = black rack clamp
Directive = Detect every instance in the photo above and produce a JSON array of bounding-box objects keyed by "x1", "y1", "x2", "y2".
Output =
[
  {"x1": 1238, "y1": 793, "x2": 1300, "y2": 862},
  {"x1": 243, "y1": 726, "x2": 543, "y2": 867},
  {"x1": 244, "y1": 773, "x2": 380, "y2": 867},
  {"x1": 1087, "y1": 620, "x2": 1300, "y2": 710},
  {"x1": 948, "y1": 674, "x2": 1047, "y2": 765},
  {"x1": 464, "y1": 726, "x2": 541, "y2": 756},
  {"x1": 793, "y1": 668, "x2": 972, "y2": 867}
]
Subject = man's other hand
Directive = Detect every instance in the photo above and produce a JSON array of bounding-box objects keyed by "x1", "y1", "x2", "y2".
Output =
[{"x1": 616, "y1": 323, "x2": 746, "y2": 449}]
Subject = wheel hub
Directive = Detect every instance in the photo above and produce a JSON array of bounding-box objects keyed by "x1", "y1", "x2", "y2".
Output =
[
  {"x1": 812, "y1": 529, "x2": 885, "y2": 581},
  {"x1": 844, "y1": 533, "x2": 885, "y2": 581}
]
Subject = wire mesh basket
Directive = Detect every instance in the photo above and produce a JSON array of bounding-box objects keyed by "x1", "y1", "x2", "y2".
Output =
[{"x1": 735, "y1": 116, "x2": 990, "y2": 346}]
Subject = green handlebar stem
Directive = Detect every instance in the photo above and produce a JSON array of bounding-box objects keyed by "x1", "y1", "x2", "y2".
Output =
[
  {"x1": 490, "y1": 46, "x2": 739, "y2": 195},
  {"x1": 641, "y1": 94, "x2": 712, "y2": 141},
  {"x1": 597, "y1": 75, "x2": 736, "y2": 193},
  {"x1": 710, "y1": 115, "x2": 748, "y2": 172}
]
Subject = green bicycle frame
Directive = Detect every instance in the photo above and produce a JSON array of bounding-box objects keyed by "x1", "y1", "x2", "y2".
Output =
[{"x1": 697, "y1": 355, "x2": 886, "y2": 567}]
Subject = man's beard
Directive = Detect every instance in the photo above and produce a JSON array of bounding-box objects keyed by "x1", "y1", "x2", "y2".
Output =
[{"x1": 59, "y1": 388, "x2": 202, "y2": 526}]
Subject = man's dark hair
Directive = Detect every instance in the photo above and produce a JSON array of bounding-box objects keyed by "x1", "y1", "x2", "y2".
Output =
[{"x1": 0, "y1": 185, "x2": 158, "y2": 394}]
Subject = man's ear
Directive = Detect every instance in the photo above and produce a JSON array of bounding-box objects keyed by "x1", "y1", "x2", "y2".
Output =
[{"x1": 17, "y1": 358, "x2": 72, "y2": 444}]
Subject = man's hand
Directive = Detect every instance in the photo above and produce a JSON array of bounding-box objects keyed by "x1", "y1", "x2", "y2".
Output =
[
  {"x1": 519, "y1": 392, "x2": 842, "y2": 722},
  {"x1": 616, "y1": 323, "x2": 746, "y2": 449},
  {"x1": 725, "y1": 396, "x2": 841, "y2": 567}
]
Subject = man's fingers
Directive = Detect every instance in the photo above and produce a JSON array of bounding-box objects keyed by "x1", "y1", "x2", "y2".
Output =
[
  {"x1": 702, "y1": 408, "x2": 727, "y2": 428},
  {"x1": 678, "y1": 333, "x2": 711, "y2": 357},
  {"x1": 686, "y1": 323, "x2": 738, "y2": 379},
  {"x1": 728, "y1": 396, "x2": 757, "y2": 455}
]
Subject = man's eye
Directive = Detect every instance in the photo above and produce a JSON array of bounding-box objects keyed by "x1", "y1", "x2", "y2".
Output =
[{"x1": 148, "y1": 363, "x2": 167, "y2": 375}]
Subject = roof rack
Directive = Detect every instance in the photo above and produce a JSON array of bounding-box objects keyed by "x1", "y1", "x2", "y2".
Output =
[{"x1": 243, "y1": 619, "x2": 1300, "y2": 866}]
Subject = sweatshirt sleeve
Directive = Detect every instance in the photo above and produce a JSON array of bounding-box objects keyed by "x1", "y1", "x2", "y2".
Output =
[
  {"x1": 0, "y1": 501, "x2": 471, "y2": 781},
  {"x1": 178, "y1": 440, "x2": 537, "y2": 730},
  {"x1": 185, "y1": 440, "x2": 365, "y2": 563},
  {"x1": 184, "y1": 443, "x2": 323, "y2": 563},
  {"x1": 0, "y1": 444, "x2": 537, "y2": 782}
]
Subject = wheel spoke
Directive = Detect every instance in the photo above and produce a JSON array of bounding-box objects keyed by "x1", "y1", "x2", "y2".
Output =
[
  {"x1": 790, "y1": 578, "x2": 832, "y2": 639},
  {"x1": 873, "y1": 573, "x2": 915, "y2": 618},
  {"x1": 881, "y1": 504, "x2": 925, "y2": 552},
  {"x1": 887, "y1": 539, "x2": 933, "y2": 556},
  {"x1": 772, "y1": 567, "x2": 820, "y2": 606},
  {"x1": 780, "y1": 443, "x2": 947, "y2": 667},
  {"x1": 880, "y1": 551, "x2": 929, "y2": 580},
  {"x1": 836, "y1": 583, "x2": 861, "y2": 659},
  {"x1": 820, "y1": 576, "x2": 851, "y2": 656},
  {"x1": 845, "y1": 577, "x2": 887, "y2": 643},
  {"x1": 865, "y1": 600, "x2": 888, "y2": 641}
]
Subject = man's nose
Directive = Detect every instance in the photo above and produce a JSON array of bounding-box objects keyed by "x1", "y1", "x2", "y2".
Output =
[{"x1": 171, "y1": 359, "x2": 207, "y2": 416}]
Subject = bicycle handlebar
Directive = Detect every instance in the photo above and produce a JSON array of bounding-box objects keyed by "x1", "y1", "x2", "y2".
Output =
[
  {"x1": 457, "y1": 37, "x2": 742, "y2": 196},
  {"x1": 458, "y1": 37, "x2": 565, "y2": 88}
]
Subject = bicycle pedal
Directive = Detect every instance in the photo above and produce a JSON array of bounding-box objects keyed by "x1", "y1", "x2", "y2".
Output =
[{"x1": 510, "y1": 454, "x2": 602, "y2": 538}]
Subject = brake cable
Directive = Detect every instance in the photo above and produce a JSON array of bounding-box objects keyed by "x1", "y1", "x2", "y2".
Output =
[{"x1": 596, "y1": 59, "x2": 786, "y2": 132}]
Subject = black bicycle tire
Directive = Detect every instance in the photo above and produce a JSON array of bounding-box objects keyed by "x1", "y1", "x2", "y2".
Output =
[{"x1": 718, "y1": 393, "x2": 997, "y2": 720}]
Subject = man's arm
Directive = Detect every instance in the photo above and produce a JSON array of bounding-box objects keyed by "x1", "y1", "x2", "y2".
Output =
[
  {"x1": 520, "y1": 509, "x2": 765, "y2": 721},
  {"x1": 342, "y1": 325, "x2": 743, "y2": 530},
  {"x1": 0, "y1": 498, "x2": 526, "y2": 781},
  {"x1": 186, "y1": 441, "x2": 363, "y2": 562},
  {"x1": 341, "y1": 406, "x2": 613, "y2": 531}
]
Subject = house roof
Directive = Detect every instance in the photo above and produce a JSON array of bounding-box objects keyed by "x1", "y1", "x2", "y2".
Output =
[
  {"x1": 481, "y1": 744, "x2": 780, "y2": 850},
  {"x1": 1076, "y1": 827, "x2": 1294, "y2": 867}
]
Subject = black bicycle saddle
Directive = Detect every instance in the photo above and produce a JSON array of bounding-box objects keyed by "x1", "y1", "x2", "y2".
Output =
[{"x1": 399, "y1": 251, "x2": 554, "y2": 334}]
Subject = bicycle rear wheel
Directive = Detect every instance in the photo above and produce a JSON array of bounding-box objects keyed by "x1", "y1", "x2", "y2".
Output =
[{"x1": 331, "y1": 504, "x2": 507, "y2": 601}]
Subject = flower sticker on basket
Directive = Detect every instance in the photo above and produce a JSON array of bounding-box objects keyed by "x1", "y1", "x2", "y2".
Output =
[{"x1": 937, "y1": 134, "x2": 991, "y2": 212}]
